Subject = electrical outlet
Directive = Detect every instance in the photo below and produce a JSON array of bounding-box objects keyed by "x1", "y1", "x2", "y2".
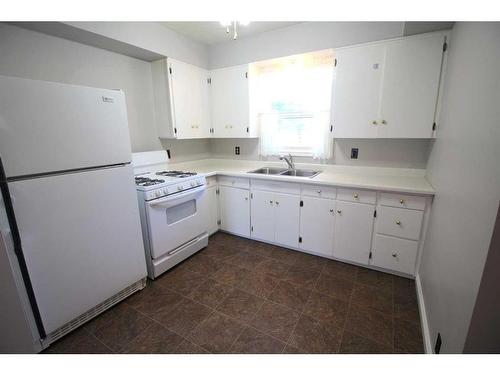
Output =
[
  {"x1": 235, "y1": 146, "x2": 240, "y2": 155},
  {"x1": 435, "y1": 333, "x2": 442, "y2": 354},
  {"x1": 350, "y1": 148, "x2": 359, "y2": 159}
]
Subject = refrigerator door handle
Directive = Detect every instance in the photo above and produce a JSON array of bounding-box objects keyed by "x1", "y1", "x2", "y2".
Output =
[{"x1": 0, "y1": 157, "x2": 46, "y2": 339}]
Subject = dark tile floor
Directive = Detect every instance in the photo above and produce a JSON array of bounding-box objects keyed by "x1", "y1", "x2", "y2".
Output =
[{"x1": 44, "y1": 232, "x2": 424, "y2": 354}]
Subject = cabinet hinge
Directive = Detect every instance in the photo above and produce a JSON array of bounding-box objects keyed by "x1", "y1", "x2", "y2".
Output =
[
  {"x1": 369, "y1": 251, "x2": 372, "y2": 260},
  {"x1": 432, "y1": 122, "x2": 436, "y2": 131},
  {"x1": 250, "y1": 193, "x2": 253, "y2": 199},
  {"x1": 245, "y1": 72, "x2": 248, "y2": 79},
  {"x1": 251, "y1": 226, "x2": 254, "y2": 232},
  {"x1": 174, "y1": 127, "x2": 177, "y2": 134},
  {"x1": 374, "y1": 209, "x2": 377, "y2": 218},
  {"x1": 443, "y1": 42, "x2": 448, "y2": 52},
  {"x1": 246, "y1": 127, "x2": 249, "y2": 133},
  {"x1": 169, "y1": 67, "x2": 172, "y2": 74},
  {"x1": 334, "y1": 58, "x2": 337, "y2": 67},
  {"x1": 216, "y1": 188, "x2": 220, "y2": 195},
  {"x1": 330, "y1": 124, "x2": 333, "y2": 132},
  {"x1": 217, "y1": 219, "x2": 221, "y2": 225},
  {"x1": 299, "y1": 237, "x2": 302, "y2": 243},
  {"x1": 300, "y1": 200, "x2": 303, "y2": 207}
]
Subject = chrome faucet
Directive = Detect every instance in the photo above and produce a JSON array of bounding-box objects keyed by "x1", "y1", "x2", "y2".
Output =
[{"x1": 280, "y1": 153, "x2": 295, "y2": 170}]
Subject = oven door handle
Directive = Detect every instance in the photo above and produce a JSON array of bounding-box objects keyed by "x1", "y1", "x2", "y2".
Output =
[{"x1": 147, "y1": 185, "x2": 205, "y2": 207}]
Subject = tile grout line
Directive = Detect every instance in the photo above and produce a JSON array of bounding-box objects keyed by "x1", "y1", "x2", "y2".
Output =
[{"x1": 337, "y1": 267, "x2": 359, "y2": 354}]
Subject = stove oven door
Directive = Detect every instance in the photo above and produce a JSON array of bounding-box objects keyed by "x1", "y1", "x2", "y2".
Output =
[{"x1": 145, "y1": 185, "x2": 207, "y2": 259}]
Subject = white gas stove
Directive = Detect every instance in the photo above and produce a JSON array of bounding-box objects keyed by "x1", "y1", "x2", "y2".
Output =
[{"x1": 132, "y1": 151, "x2": 209, "y2": 279}]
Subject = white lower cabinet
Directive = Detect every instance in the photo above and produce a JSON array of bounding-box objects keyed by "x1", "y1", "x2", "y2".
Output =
[
  {"x1": 299, "y1": 196, "x2": 335, "y2": 257},
  {"x1": 205, "y1": 186, "x2": 219, "y2": 235},
  {"x1": 333, "y1": 200, "x2": 375, "y2": 265},
  {"x1": 250, "y1": 190, "x2": 300, "y2": 248},
  {"x1": 371, "y1": 234, "x2": 418, "y2": 275},
  {"x1": 219, "y1": 186, "x2": 250, "y2": 237}
]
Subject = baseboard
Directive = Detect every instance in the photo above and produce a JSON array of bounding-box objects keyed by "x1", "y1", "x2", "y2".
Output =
[{"x1": 415, "y1": 273, "x2": 433, "y2": 353}]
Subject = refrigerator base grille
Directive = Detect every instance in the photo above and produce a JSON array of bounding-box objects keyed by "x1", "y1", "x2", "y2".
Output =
[{"x1": 41, "y1": 278, "x2": 147, "y2": 350}]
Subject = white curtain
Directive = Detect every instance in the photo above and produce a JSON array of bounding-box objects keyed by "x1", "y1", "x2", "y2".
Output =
[
  {"x1": 259, "y1": 113, "x2": 282, "y2": 157},
  {"x1": 310, "y1": 111, "x2": 333, "y2": 160}
]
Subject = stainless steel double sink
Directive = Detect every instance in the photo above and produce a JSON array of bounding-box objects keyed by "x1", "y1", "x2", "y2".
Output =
[{"x1": 248, "y1": 167, "x2": 321, "y2": 178}]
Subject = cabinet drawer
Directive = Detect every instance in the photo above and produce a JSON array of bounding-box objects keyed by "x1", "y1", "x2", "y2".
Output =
[
  {"x1": 206, "y1": 176, "x2": 217, "y2": 188},
  {"x1": 218, "y1": 176, "x2": 249, "y2": 189},
  {"x1": 251, "y1": 179, "x2": 300, "y2": 195},
  {"x1": 301, "y1": 184, "x2": 336, "y2": 199},
  {"x1": 337, "y1": 188, "x2": 376, "y2": 204},
  {"x1": 380, "y1": 192, "x2": 426, "y2": 211},
  {"x1": 377, "y1": 206, "x2": 423, "y2": 240},
  {"x1": 372, "y1": 234, "x2": 418, "y2": 275}
]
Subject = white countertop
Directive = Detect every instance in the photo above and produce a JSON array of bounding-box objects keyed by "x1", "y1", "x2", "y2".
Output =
[{"x1": 167, "y1": 158, "x2": 435, "y2": 195}]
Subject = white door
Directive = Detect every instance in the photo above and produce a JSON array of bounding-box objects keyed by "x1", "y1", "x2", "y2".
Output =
[
  {"x1": 300, "y1": 196, "x2": 335, "y2": 257},
  {"x1": 8, "y1": 165, "x2": 146, "y2": 334},
  {"x1": 250, "y1": 190, "x2": 275, "y2": 243},
  {"x1": 219, "y1": 186, "x2": 250, "y2": 237},
  {"x1": 377, "y1": 34, "x2": 445, "y2": 138},
  {"x1": 205, "y1": 186, "x2": 219, "y2": 235},
  {"x1": 332, "y1": 44, "x2": 385, "y2": 138},
  {"x1": 210, "y1": 64, "x2": 249, "y2": 138},
  {"x1": 274, "y1": 192, "x2": 301, "y2": 248},
  {"x1": 333, "y1": 201, "x2": 375, "y2": 265}
]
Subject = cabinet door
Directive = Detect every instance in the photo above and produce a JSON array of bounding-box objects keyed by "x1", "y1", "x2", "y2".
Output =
[
  {"x1": 211, "y1": 64, "x2": 249, "y2": 138},
  {"x1": 300, "y1": 197, "x2": 335, "y2": 257},
  {"x1": 205, "y1": 186, "x2": 219, "y2": 235},
  {"x1": 377, "y1": 34, "x2": 444, "y2": 138},
  {"x1": 219, "y1": 186, "x2": 250, "y2": 237},
  {"x1": 333, "y1": 201, "x2": 374, "y2": 265},
  {"x1": 274, "y1": 192, "x2": 300, "y2": 248},
  {"x1": 250, "y1": 190, "x2": 275, "y2": 242},
  {"x1": 332, "y1": 44, "x2": 384, "y2": 138}
]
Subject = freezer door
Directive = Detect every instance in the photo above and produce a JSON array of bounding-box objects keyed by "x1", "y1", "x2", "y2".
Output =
[
  {"x1": 8, "y1": 164, "x2": 146, "y2": 334},
  {"x1": 0, "y1": 76, "x2": 132, "y2": 178}
]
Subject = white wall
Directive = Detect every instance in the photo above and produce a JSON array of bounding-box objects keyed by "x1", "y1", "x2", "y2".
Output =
[
  {"x1": 418, "y1": 22, "x2": 500, "y2": 353},
  {"x1": 209, "y1": 138, "x2": 431, "y2": 169},
  {"x1": 209, "y1": 22, "x2": 404, "y2": 68}
]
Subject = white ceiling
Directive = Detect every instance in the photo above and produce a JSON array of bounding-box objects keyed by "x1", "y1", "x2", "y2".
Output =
[{"x1": 159, "y1": 22, "x2": 302, "y2": 45}]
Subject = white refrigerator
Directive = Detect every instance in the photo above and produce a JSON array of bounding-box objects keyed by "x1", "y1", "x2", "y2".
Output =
[{"x1": 0, "y1": 76, "x2": 147, "y2": 353}]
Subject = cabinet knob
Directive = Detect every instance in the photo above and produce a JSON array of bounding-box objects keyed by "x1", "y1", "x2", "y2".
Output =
[
  {"x1": 276, "y1": 201, "x2": 279, "y2": 205},
  {"x1": 392, "y1": 253, "x2": 398, "y2": 258},
  {"x1": 395, "y1": 220, "x2": 401, "y2": 225},
  {"x1": 372, "y1": 120, "x2": 378, "y2": 125},
  {"x1": 245, "y1": 197, "x2": 248, "y2": 201},
  {"x1": 337, "y1": 209, "x2": 342, "y2": 214},
  {"x1": 329, "y1": 209, "x2": 334, "y2": 213},
  {"x1": 381, "y1": 120, "x2": 387, "y2": 125},
  {"x1": 353, "y1": 193, "x2": 359, "y2": 199},
  {"x1": 399, "y1": 199, "x2": 405, "y2": 204},
  {"x1": 317, "y1": 190, "x2": 322, "y2": 194},
  {"x1": 270, "y1": 200, "x2": 273, "y2": 204}
]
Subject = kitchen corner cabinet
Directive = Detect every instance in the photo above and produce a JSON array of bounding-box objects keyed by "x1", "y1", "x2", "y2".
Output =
[
  {"x1": 205, "y1": 185, "x2": 219, "y2": 236},
  {"x1": 299, "y1": 196, "x2": 335, "y2": 257},
  {"x1": 210, "y1": 64, "x2": 255, "y2": 138},
  {"x1": 218, "y1": 185, "x2": 250, "y2": 237},
  {"x1": 250, "y1": 190, "x2": 300, "y2": 248},
  {"x1": 332, "y1": 32, "x2": 447, "y2": 138},
  {"x1": 151, "y1": 58, "x2": 211, "y2": 139}
]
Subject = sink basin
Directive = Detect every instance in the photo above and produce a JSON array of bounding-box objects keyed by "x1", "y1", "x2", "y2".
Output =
[
  {"x1": 280, "y1": 169, "x2": 321, "y2": 178},
  {"x1": 248, "y1": 167, "x2": 288, "y2": 175}
]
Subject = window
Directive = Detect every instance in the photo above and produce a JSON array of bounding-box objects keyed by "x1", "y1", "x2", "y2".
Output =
[{"x1": 249, "y1": 50, "x2": 334, "y2": 159}]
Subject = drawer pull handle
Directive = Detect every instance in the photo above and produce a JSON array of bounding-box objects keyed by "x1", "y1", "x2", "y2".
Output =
[
  {"x1": 392, "y1": 253, "x2": 398, "y2": 258},
  {"x1": 337, "y1": 209, "x2": 342, "y2": 214},
  {"x1": 400, "y1": 199, "x2": 405, "y2": 204},
  {"x1": 353, "y1": 193, "x2": 359, "y2": 199},
  {"x1": 395, "y1": 220, "x2": 401, "y2": 225}
]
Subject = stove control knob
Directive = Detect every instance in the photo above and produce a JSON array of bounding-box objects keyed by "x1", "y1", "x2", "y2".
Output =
[
  {"x1": 190, "y1": 182, "x2": 196, "y2": 187},
  {"x1": 163, "y1": 188, "x2": 168, "y2": 195},
  {"x1": 197, "y1": 180, "x2": 202, "y2": 186},
  {"x1": 177, "y1": 186, "x2": 183, "y2": 191},
  {"x1": 155, "y1": 191, "x2": 161, "y2": 197}
]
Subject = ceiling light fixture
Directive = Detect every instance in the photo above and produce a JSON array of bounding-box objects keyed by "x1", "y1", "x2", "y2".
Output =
[{"x1": 220, "y1": 21, "x2": 250, "y2": 40}]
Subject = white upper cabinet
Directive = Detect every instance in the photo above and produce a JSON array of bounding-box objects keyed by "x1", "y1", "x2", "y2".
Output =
[
  {"x1": 332, "y1": 32, "x2": 446, "y2": 139},
  {"x1": 332, "y1": 44, "x2": 384, "y2": 138},
  {"x1": 377, "y1": 34, "x2": 445, "y2": 138},
  {"x1": 151, "y1": 58, "x2": 211, "y2": 139},
  {"x1": 210, "y1": 64, "x2": 253, "y2": 138}
]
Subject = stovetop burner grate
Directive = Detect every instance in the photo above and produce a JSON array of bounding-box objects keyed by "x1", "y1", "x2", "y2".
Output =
[
  {"x1": 155, "y1": 170, "x2": 197, "y2": 178},
  {"x1": 134, "y1": 177, "x2": 165, "y2": 186}
]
